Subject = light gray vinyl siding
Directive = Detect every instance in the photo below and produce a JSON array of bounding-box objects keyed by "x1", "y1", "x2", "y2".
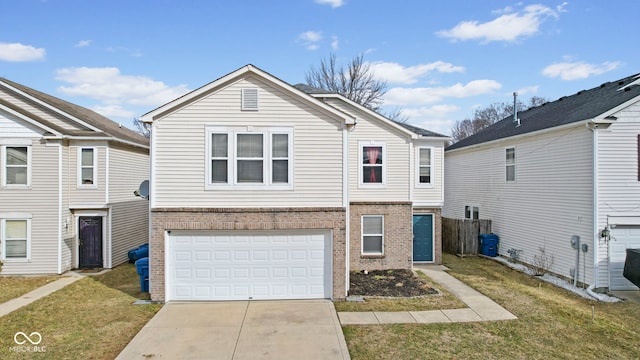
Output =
[
  {"x1": 322, "y1": 98, "x2": 411, "y2": 202},
  {"x1": 0, "y1": 109, "x2": 43, "y2": 137},
  {"x1": 108, "y1": 143, "x2": 149, "y2": 203},
  {"x1": 68, "y1": 142, "x2": 107, "y2": 206},
  {"x1": 1, "y1": 140, "x2": 60, "y2": 274},
  {"x1": 0, "y1": 88, "x2": 81, "y2": 132},
  {"x1": 413, "y1": 140, "x2": 445, "y2": 206},
  {"x1": 110, "y1": 200, "x2": 149, "y2": 267},
  {"x1": 596, "y1": 100, "x2": 640, "y2": 287},
  {"x1": 445, "y1": 126, "x2": 595, "y2": 284},
  {"x1": 152, "y1": 75, "x2": 344, "y2": 208}
]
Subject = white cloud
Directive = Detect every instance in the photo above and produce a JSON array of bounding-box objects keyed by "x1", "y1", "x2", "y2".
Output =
[
  {"x1": 75, "y1": 40, "x2": 91, "y2": 48},
  {"x1": 331, "y1": 36, "x2": 339, "y2": 50},
  {"x1": 92, "y1": 104, "x2": 135, "y2": 119},
  {"x1": 401, "y1": 104, "x2": 460, "y2": 118},
  {"x1": 314, "y1": 0, "x2": 344, "y2": 8},
  {"x1": 514, "y1": 85, "x2": 539, "y2": 95},
  {"x1": 55, "y1": 67, "x2": 190, "y2": 109},
  {"x1": 437, "y1": 4, "x2": 562, "y2": 43},
  {"x1": 298, "y1": 31, "x2": 323, "y2": 50},
  {"x1": 542, "y1": 61, "x2": 621, "y2": 80},
  {"x1": 369, "y1": 61, "x2": 465, "y2": 85},
  {"x1": 384, "y1": 80, "x2": 502, "y2": 105},
  {"x1": 0, "y1": 42, "x2": 45, "y2": 62}
]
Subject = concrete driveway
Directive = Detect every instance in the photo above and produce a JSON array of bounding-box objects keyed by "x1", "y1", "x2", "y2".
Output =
[{"x1": 115, "y1": 300, "x2": 350, "y2": 360}]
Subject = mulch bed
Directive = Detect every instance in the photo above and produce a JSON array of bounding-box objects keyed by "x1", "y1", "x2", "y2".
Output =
[{"x1": 349, "y1": 269, "x2": 439, "y2": 297}]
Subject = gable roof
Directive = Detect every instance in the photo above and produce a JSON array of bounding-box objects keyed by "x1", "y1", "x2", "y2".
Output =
[
  {"x1": 447, "y1": 72, "x2": 640, "y2": 151},
  {"x1": 0, "y1": 78, "x2": 149, "y2": 148},
  {"x1": 293, "y1": 84, "x2": 449, "y2": 140},
  {"x1": 140, "y1": 64, "x2": 355, "y2": 125}
]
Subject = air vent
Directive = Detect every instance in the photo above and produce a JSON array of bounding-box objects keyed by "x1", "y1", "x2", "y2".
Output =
[{"x1": 241, "y1": 88, "x2": 259, "y2": 111}]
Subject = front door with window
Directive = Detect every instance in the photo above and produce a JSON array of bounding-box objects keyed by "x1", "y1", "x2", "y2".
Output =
[
  {"x1": 79, "y1": 216, "x2": 103, "y2": 268},
  {"x1": 413, "y1": 214, "x2": 433, "y2": 262}
]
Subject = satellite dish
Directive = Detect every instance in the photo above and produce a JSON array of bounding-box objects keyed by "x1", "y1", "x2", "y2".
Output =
[{"x1": 133, "y1": 180, "x2": 149, "y2": 200}]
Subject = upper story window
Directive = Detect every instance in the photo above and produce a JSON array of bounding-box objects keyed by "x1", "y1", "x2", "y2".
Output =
[
  {"x1": 2, "y1": 218, "x2": 30, "y2": 260},
  {"x1": 3, "y1": 146, "x2": 31, "y2": 187},
  {"x1": 505, "y1": 147, "x2": 516, "y2": 182},
  {"x1": 360, "y1": 142, "x2": 385, "y2": 186},
  {"x1": 417, "y1": 147, "x2": 433, "y2": 186},
  {"x1": 78, "y1": 148, "x2": 97, "y2": 187},
  {"x1": 207, "y1": 127, "x2": 292, "y2": 189}
]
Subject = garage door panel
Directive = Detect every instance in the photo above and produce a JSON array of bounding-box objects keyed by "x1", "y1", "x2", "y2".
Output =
[
  {"x1": 167, "y1": 230, "x2": 332, "y2": 301},
  {"x1": 610, "y1": 226, "x2": 640, "y2": 290}
]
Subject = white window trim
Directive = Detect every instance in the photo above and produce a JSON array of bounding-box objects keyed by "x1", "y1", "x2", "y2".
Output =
[
  {"x1": 359, "y1": 141, "x2": 386, "y2": 188},
  {"x1": 415, "y1": 146, "x2": 434, "y2": 188},
  {"x1": 361, "y1": 215, "x2": 384, "y2": 255},
  {"x1": 77, "y1": 147, "x2": 98, "y2": 188},
  {"x1": 205, "y1": 126, "x2": 293, "y2": 190},
  {"x1": 464, "y1": 205, "x2": 480, "y2": 220},
  {"x1": 1, "y1": 218, "x2": 32, "y2": 262},
  {"x1": 2, "y1": 145, "x2": 32, "y2": 188},
  {"x1": 505, "y1": 146, "x2": 516, "y2": 182}
]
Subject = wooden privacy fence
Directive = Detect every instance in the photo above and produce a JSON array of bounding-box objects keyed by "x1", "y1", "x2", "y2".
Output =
[{"x1": 443, "y1": 218, "x2": 492, "y2": 256}]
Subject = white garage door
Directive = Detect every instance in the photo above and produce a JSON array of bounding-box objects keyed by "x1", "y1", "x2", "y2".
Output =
[
  {"x1": 609, "y1": 226, "x2": 640, "y2": 290},
  {"x1": 166, "y1": 230, "x2": 332, "y2": 301}
]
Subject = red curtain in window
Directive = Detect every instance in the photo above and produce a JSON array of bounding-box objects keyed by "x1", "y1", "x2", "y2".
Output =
[{"x1": 366, "y1": 147, "x2": 380, "y2": 182}]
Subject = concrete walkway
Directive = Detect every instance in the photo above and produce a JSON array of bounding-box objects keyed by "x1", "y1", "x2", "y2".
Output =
[
  {"x1": 0, "y1": 273, "x2": 83, "y2": 317},
  {"x1": 338, "y1": 265, "x2": 517, "y2": 325}
]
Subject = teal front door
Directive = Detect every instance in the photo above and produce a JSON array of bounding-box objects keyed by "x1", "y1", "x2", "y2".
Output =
[{"x1": 413, "y1": 214, "x2": 433, "y2": 262}]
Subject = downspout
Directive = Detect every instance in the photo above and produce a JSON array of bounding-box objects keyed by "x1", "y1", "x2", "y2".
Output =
[
  {"x1": 57, "y1": 143, "x2": 63, "y2": 274},
  {"x1": 343, "y1": 124, "x2": 350, "y2": 297},
  {"x1": 588, "y1": 122, "x2": 600, "y2": 288}
]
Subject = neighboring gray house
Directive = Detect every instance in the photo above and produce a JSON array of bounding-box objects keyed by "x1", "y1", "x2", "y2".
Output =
[
  {"x1": 0, "y1": 78, "x2": 149, "y2": 275},
  {"x1": 444, "y1": 73, "x2": 640, "y2": 291},
  {"x1": 140, "y1": 65, "x2": 449, "y2": 302}
]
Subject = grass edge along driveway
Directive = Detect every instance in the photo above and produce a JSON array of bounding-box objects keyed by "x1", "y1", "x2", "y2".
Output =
[
  {"x1": 342, "y1": 254, "x2": 640, "y2": 360},
  {"x1": 0, "y1": 265, "x2": 161, "y2": 360}
]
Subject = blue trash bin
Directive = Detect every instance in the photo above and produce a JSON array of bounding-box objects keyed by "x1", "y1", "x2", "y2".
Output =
[
  {"x1": 135, "y1": 257, "x2": 149, "y2": 292},
  {"x1": 128, "y1": 243, "x2": 149, "y2": 263},
  {"x1": 479, "y1": 234, "x2": 499, "y2": 257}
]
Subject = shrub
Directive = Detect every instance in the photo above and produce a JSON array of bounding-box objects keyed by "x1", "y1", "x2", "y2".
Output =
[{"x1": 529, "y1": 247, "x2": 554, "y2": 276}]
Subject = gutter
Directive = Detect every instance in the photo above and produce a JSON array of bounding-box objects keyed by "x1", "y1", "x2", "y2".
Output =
[{"x1": 42, "y1": 135, "x2": 149, "y2": 150}]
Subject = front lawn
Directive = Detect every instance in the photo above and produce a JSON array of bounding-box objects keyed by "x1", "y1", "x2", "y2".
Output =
[
  {"x1": 342, "y1": 254, "x2": 640, "y2": 359},
  {"x1": 0, "y1": 276, "x2": 60, "y2": 304},
  {"x1": 0, "y1": 264, "x2": 160, "y2": 359}
]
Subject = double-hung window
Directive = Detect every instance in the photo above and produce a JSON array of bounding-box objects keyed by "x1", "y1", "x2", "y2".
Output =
[
  {"x1": 505, "y1": 147, "x2": 516, "y2": 182},
  {"x1": 207, "y1": 127, "x2": 292, "y2": 188},
  {"x1": 360, "y1": 142, "x2": 385, "y2": 186},
  {"x1": 3, "y1": 146, "x2": 30, "y2": 187},
  {"x1": 416, "y1": 147, "x2": 433, "y2": 185},
  {"x1": 78, "y1": 147, "x2": 97, "y2": 187},
  {"x1": 362, "y1": 215, "x2": 384, "y2": 255},
  {"x1": 2, "y1": 219, "x2": 30, "y2": 260}
]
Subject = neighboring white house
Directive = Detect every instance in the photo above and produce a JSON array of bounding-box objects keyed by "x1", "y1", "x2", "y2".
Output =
[
  {"x1": 444, "y1": 73, "x2": 640, "y2": 291},
  {"x1": 0, "y1": 78, "x2": 149, "y2": 275},
  {"x1": 140, "y1": 65, "x2": 449, "y2": 302}
]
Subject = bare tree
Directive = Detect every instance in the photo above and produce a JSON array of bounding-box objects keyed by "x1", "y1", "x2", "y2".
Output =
[
  {"x1": 133, "y1": 117, "x2": 151, "y2": 139},
  {"x1": 384, "y1": 106, "x2": 410, "y2": 124},
  {"x1": 306, "y1": 53, "x2": 387, "y2": 112},
  {"x1": 450, "y1": 96, "x2": 547, "y2": 143}
]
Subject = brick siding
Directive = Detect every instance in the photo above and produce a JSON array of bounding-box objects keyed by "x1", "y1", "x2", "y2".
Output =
[{"x1": 149, "y1": 207, "x2": 347, "y2": 302}]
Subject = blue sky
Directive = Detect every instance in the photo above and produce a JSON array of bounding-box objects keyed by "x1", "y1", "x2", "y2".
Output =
[{"x1": 1, "y1": 0, "x2": 638, "y2": 136}]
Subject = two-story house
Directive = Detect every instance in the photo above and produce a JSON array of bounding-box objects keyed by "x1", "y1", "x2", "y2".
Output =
[
  {"x1": 140, "y1": 65, "x2": 448, "y2": 302},
  {"x1": 0, "y1": 78, "x2": 149, "y2": 275},
  {"x1": 444, "y1": 73, "x2": 640, "y2": 292}
]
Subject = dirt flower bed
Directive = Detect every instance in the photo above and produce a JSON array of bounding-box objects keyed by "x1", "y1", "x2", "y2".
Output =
[{"x1": 348, "y1": 269, "x2": 438, "y2": 297}]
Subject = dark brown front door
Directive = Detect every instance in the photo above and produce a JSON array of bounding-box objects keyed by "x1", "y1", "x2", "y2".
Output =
[{"x1": 79, "y1": 216, "x2": 103, "y2": 268}]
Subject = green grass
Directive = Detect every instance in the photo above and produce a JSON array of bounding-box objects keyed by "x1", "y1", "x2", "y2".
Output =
[
  {"x1": 342, "y1": 254, "x2": 640, "y2": 360},
  {"x1": 0, "y1": 276, "x2": 60, "y2": 304},
  {"x1": 92, "y1": 262, "x2": 150, "y2": 300},
  {"x1": 334, "y1": 271, "x2": 466, "y2": 312},
  {"x1": 0, "y1": 264, "x2": 160, "y2": 359}
]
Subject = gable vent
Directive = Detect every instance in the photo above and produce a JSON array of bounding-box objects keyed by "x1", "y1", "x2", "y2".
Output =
[{"x1": 241, "y1": 88, "x2": 259, "y2": 111}]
